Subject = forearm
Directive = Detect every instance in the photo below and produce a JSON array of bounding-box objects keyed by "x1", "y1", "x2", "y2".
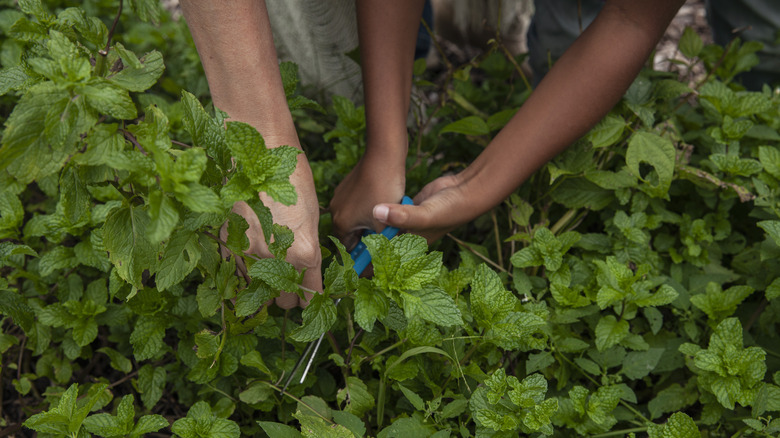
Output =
[
  {"x1": 457, "y1": 0, "x2": 684, "y2": 214},
  {"x1": 356, "y1": 0, "x2": 425, "y2": 166},
  {"x1": 180, "y1": 0, "x2": 298, "y2": 149}
]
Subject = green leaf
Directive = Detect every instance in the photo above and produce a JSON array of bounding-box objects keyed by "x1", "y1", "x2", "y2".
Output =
[
  {"x1": 758, "y1": 220, "x2": 780, "y2": 246},
  {"x1": 137, "y1": 364, "x2": 166, "y2": 410},
  {"x1": 337, "y1": 377, "x2": 376, "y2": 416},
  {"x1": 81, "y1": 80, "x2": 137, "y2": 120},
  {"x1": 97, "y1": 347, "x2": 132, "y2": 373},
  {"x1": 470, "y1": 264, "x2": 516, "y2": 329},
  {"x1": 331, "y1": 411, "x2": 366, "y2": 438},
  {"x1": 147, "y1": 190, "x2": 179, "y2": 245},
  {"x1": 376, "y1": 416, "x2": 435, "y2": 438},
  {"x1": 235, "y1": 282, "x2": 276, "y2": 317},
  {"x1": 0, "y1": 290, "x2": 34, "y2": 333},
  {"x1": 194, "y1": 329, "x2": 220, "y2": 359},
  {"x1": 397, "y1": 384, "x2": 425, "y2": 411},
  {"x1": 354, "y1": 279, "x2": 388, "y2": 332},
  {"x1": 622, "y1": 348, "x2": 664, "y2": 379},
  {"x1": 662, "y1": 412, "x2": 701, "y2": 438},
  {"x1": 550, "y1": 178, "x2": 614, "y2": 210},
  {"x1": 248, "y1": 258, "x2": 300, "y2": 292},
  {"x1": 401, "y1": 285, "x2": 463, "y2": 327},
  {"x1": 130, "y1": 414, "x2": 169, "y2": 437},
  {"x1": 587, "y1": 114, "x2": 625, "y2": 148},
  {"x1": 595, "y1": 315, "x2": 629, "y2": 351},
  {"x1": 109, "y1": 50, "x2": 164, "y2": 92},
  {"x1": 758, "y1": 145, "x2": 780, "y2": 179},
  {"x1": 155, "y1": 231, "x2": 200, "y2": 292},
  {"x1": 225, "y1": 212, "x2": 250, "y2": 254},
  {"x1": 385, "y1": 346, "x2": 453, "y2": 379},
  {"x1": 130, "y1": 315, "x2": 166, "y2": 361},
  {"x1": 240, "y1": 350, "x2": 272, "y2": 376},
  {"x1": 290, "y1": 293, "x2": 336, "y2": 342},
  {"x1": 239, "y1": 380, "x2": 274, "y2": 404},
  {"x1": 625, "y1": 131, "x2": 675, "y2": 197},
  {"x1": 440, "y1": 115, "x2": 489, "y2": 136},
  {"x1": 257, "y1": 421, "x2": 303, "y2": 438},
  {"x1": 103, "y1": 205, "x2": 157, "y2": 289},
  {"x1": 295, "y1": 411, "x2": 353, "y2": 438},
  {"x1": 766, "y1": 278, "x2": 780, "y2": 300},
  {"x1": 679, "y1": 27, "x2": 703, "y2": 58},
  {"x1": 172, "y1": 401, "x2": 240, "y2": 438}
]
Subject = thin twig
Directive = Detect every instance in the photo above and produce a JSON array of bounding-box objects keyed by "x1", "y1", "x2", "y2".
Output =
[
  {"x1": 446, "y1": 233, "x2": 512, "y2": 276},
  {"x1": 17, "y1": 337, "x2": 26, "y2": 381},
  {"x1": 345, "y1": 328, "x2": 364, "y2": 368},
  {"x1": 101, "y1": 0, "x2": 123, "y2": 56},
  {"x1": 171, "y1": 139, "x2": 193, "y2": 148},
  {"x1": 107, "y1": 370, "x2": 139, "y2": 389},
  {"x1": 491, "y1": 211, "x2": 503, "y2": 269},
  {"x1": 120, "y1": 129, "x2": 147, "y2": 156}
]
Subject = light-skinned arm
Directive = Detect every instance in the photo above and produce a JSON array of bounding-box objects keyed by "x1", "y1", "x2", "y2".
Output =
[
  {"x1": 180, "y1": 0, "x2": 322, "y2": 308},
  {"x1": 329, "y1": 0, "x2": 426, "y2": 251},
  {"x1": 372, "y1": 0, "x2": 686, "y2": 242}
]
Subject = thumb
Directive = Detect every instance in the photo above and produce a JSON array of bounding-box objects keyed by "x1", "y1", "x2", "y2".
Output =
[{"x1": 373, "y1": 203, "x2": 428, "y2": 230}]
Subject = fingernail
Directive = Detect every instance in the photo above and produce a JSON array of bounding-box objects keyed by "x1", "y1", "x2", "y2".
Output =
[{"x1": 374, "y1": 205, "x2": 389, "y2": 222}]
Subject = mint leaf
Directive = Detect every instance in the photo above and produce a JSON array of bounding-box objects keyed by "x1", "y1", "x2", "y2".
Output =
[
  {"x1": 172, "y1": 401, "x2": 240, "y2": 438},
  {"x1": 336, "y1": 376, "x2": 375, "y2": 416},
  {"x1": 290, "y1": 293, "x2": 336, "y2": 342},
  {"x1": 595, "y1": 315, "x2": 629, "y2": 351},
  {"x1": 401, "y1": 285, "x2": 463, "y2": 327},
  {"x1": 354, "y1": 279, "x2": 388, "y2": 332},
  {"x1": 626, "y1": 131, "x2": 675, "y2": 197},
  {"x1": 621, "y1": 348, "x2": 665, "y2": 379},
  {"x1": 130, "y1": 315, "x2": 166, "y2": 361},
  {"x1": 471, "y1": 264, "x2": 517, "y2": 329},
  {"x1": 440, "y1": 116, "x2": 489, "y2": 136},
  {"x1": 235, "y1": 282, "x2": 276, "y2": 317},
  {"x1": 109, "y1": 50, "x2": 164, "y2": 92},
  {"x1": 81, "y1": 80, "x2": 137, "y2": 120},
  {"x1": 257, "y1": 421, "x2": 303, "y2": 438},
  {"x1": 248, "y1": 258, "x2": 300, "y2": 292},
  {"x1": 155, "y1": 231, "x2": 200, "y2": 292},
  {"x1": 137, "y1": 364, "x2": 166, "y2": 410},
  {"x1": 103, "y1": 204, "x2": 157, "y2": 289}
]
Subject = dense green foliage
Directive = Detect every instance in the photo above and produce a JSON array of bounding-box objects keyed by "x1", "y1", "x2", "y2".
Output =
[{"x1": 0, "y1": 1, "x2": 779, "y2": 437}]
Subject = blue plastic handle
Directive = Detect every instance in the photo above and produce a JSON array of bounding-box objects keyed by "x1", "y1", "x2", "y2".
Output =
[{"x1": 349, "y1": 196, "x2": 413, "y2": 275}]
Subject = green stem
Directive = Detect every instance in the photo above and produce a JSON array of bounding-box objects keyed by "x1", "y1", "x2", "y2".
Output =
[
  {"x1": 550, "y1": 208, "x2": 578, "y2": 235},
  {"x1": 206, "y1": 383, "x2": 237, "y2": 402},
  {"x1": 491, "y1": 211, "x2": 504, "y2": 269},
  {"x1": 589, "y1": 426, "x2": 648, "y2": 438},
  {"x1": 447, "y1": 233, "x2": 511, "y2": 276},
  {"x1": 377, "y1": 377, "x2": 387, "y2": 428},
  {"x1": 210, "y1": 303, "x2": 228, "y2": 368},
  {"x1": 360, "y1": 339, "x2": 407, "y2": 365}
]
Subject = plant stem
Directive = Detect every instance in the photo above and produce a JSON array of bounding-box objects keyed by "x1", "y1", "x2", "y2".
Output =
[
  {"x1": 550, "y1": 208, "x2": 578, "y2": 235},
  {"x1": 107, "y1": 370, "x2": 138, "y2": 389},
  {"x1": 360, "y1": 339, "x2": 407, "y2": 365},
  {"x1": 491, "y1": 211, "x2": 504, "y2": 269},
  {"x1": 589, "y1": 426, "x2": 649, "y2": 438},
  {"x1": 447, "y1": 233, "x2": 511, "y2": 276}
]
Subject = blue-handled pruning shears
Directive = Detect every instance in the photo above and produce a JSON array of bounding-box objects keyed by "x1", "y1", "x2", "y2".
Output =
[{"x1": 280, "y1": 196, "x2": 414, "y2": 394}]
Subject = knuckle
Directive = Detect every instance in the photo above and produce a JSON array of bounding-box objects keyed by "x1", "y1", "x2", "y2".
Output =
[{"x1": 287, "y1": 236, "x2": 322, "y2": 269}]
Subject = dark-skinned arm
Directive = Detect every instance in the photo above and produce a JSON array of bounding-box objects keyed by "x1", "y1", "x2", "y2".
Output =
[
  {"x1": 372, "y1": 0, "x2": 686, "y2": 242},
  {"x1": 329, "y1": 0, "x2": 426, "y2": 250}
]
